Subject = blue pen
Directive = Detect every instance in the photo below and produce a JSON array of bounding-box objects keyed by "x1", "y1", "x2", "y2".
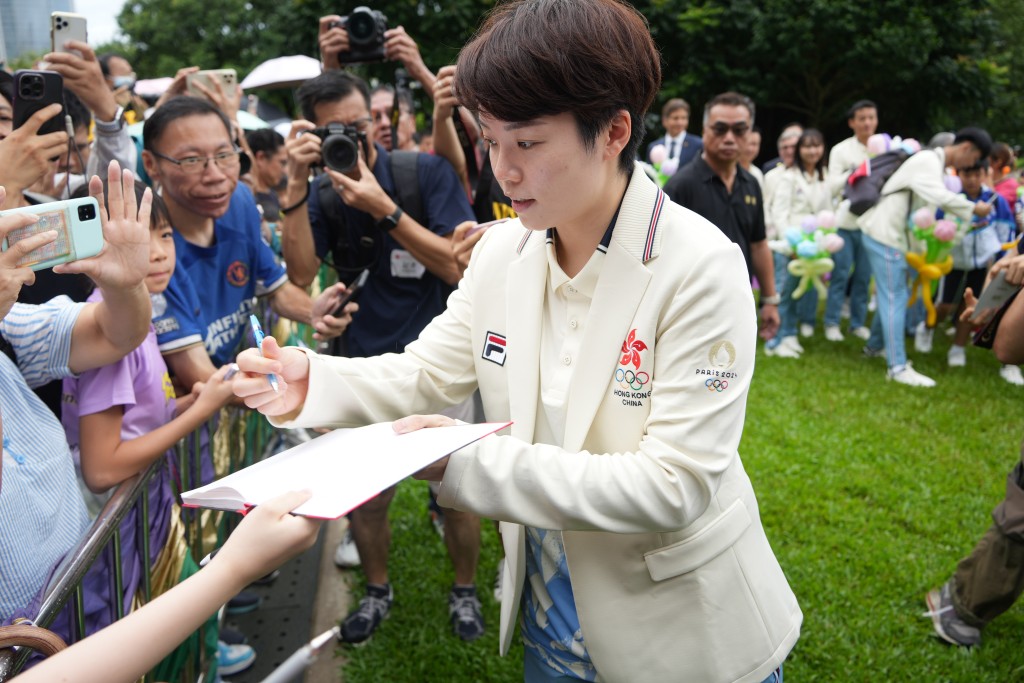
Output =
[{"x1": 249, "y1": 314, "x2": 280, "y2": 393}]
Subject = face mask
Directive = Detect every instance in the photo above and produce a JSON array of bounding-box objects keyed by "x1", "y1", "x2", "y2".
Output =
[{"x1": 112, "y1": 75, "x2": 136, "y2": 90}]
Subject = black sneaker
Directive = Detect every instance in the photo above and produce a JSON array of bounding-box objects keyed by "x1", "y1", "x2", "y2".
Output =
[
  {"x1": 449, "y1": 585, "x2": 485, "y2": 642},
  {"x1": 340, "y1": 583, "x2": 393, "y2": 644}
]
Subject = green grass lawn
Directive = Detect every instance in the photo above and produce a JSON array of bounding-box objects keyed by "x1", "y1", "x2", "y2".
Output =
[{"x1": 338, "y1": 325, "x2": 1024, "y2": 682}]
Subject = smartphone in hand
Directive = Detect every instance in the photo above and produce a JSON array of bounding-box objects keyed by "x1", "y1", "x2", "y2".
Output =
[
  {"x1": 51, "y1": 12, "x2": 88, "y2": 55},
  {"x1": 332, "y1": 269, "x2": 370, "y2": 316},
  {"x1": 186, "y1": 69, "x2": 238, "y2": 97},
  {"x1": 13, "y1": 70, "x2": 65, "y2": 137},
  {"x1": 0, "y1": 197, "x2": 103, "y2": 271},
  {"x1": 465, "y1": 218, "x2": 509, "y2": 239}
]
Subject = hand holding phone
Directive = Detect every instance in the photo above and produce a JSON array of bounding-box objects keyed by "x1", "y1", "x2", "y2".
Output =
[
  {"x1": 185, "y1": 69, "x2": 238, "y2": 98},
  {"x1": 0, "y1": 197, "x2": 102, "y2": 271},
  {"x1": 13, "y1": 70, "x2": 65, "y2": 138},
  {"x1": 332, "y1": 269, "x2": 370, "y2": 316},
  {"x1": 465, "y1": 218, "x2": 509, "y2": 239},
  {"x1": 0, "y1": 203, "x2": 60, "y2": 320}
]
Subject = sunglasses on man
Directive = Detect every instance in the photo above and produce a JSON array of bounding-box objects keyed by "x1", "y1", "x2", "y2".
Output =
[{"x1": 708, "y1": 122, "x2": 750, "y2": 138}]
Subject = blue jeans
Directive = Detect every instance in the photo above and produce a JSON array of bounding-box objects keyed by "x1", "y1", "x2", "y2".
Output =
[
  {"x1": 863, "y1": 233, "x2": 908, "y2": 370},
  {"x1": 523, "y1": 649, "x2": 784, "y2": 682},
  {"x1": 771, "y1": 253, "x2": 817, "y2": 341},
  {"x1": 824, "y1": 228, "x2": 872, "y2": 329}
]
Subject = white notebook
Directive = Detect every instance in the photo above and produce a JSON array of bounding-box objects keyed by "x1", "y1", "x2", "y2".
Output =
[{"x1": 181, "y1": 421, "x2": 511, "y2": 519}]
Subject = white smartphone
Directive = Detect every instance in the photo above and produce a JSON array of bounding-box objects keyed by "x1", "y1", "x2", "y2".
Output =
[
  {"x1": 186, "y1": 69, "x2": 238, "y2": 97},
  {"x1": 0, "y1": 197, "x2": 104, "y2": 271},
  {"x1": 51, "y1": 12, "x2": 88, "y2": 56}
]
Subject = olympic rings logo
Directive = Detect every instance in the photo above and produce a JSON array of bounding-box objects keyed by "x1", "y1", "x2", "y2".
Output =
[
  {"x1": 705, "y1": 378, "x2": 728, "y2": 392},
  {"x1": 616, "y1": 368, "x2": 650, "y2": 391}
]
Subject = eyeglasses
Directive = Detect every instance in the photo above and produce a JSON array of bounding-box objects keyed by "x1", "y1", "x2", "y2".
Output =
[
  {"x1": 708, "y1": 122, "x2": 750, "y2": 138},
  {"x1": 349, "y1": 117, "x2": 374, "y2": 130},
  {"x1": 151, "y1": 148, "x2": 243, "y2": 175}
]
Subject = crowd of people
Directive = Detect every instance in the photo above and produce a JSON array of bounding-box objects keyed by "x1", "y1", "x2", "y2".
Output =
[{"x1": 0, "y1": 0, "x2": 1021, "y2": 681}]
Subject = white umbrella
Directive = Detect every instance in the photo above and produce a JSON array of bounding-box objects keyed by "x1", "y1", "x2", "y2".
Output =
[
  {"x1": 241, "y1": 55, "x2": 322, "y2": 90},
  {"x1": 127, "y1": 109, "x2": 268, "y2": 139}
]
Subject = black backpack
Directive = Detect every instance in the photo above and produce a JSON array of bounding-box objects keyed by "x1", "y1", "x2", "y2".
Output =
[
  {"x1": 316, "y1": 150, "x2": 425, "y2": 280},
  {"x1": 843, "y1": 149, "x2": 912, "y2": 216}
]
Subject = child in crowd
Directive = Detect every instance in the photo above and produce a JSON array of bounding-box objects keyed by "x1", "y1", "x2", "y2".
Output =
[{"x1": 61, "y1": 185, "x2": 245, "y2": 679}]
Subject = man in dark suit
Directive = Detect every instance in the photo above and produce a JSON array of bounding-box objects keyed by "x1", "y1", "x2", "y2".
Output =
[{"x1": 645, "y1": 98, "x2": 702, "y2": 171}]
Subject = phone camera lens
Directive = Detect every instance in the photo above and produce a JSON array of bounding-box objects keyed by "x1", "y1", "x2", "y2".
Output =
[{"x1": 78, "y1": 204, "x2": 97, "y2": 222}]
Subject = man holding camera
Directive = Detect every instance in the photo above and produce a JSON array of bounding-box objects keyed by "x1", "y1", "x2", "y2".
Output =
[{"x1": 279, "y1": 70, "x2": 482, "y2": 644}]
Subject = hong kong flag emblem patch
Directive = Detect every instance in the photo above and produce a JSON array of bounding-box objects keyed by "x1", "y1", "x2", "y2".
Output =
[{"x1": 482, "y1": 331, "x2": 507, "y2": 366}]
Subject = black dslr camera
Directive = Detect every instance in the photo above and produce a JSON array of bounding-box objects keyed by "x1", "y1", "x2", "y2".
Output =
[
  {"x1": 331, "y1": 7, "x2": 388, "y2": 64},
  {"x1": 306, "y1": 124, "x2": 369, "y2": 173}
]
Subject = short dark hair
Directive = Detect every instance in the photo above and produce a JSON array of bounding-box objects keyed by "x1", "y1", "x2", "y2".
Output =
[
  {"x1": 143, "y1": 97, "x2": 233, "y2": 152},
  {"x1": 662, "y1": 98, "x2": 690, "y2": 119},
  {"x1": 953, "y1": 126, "x2": 993, "y2": 158},
  {"x1": 703, "y1": 92, "x2": 756, "y2": 126},
  {"x1": 454, "y1": 0, "x2": 661, "y2": 175},
  {"x1": 795, "y1": 128, "x2": 826, "y2": 180},
  {"x1": 97, "y1": 53, "x2": 115, "y2": 78},
  {"x1": 958, "y1": 158, "x2": 990, "y2": 173},
  {"x1": 64, "y1": 92, "x2": 92, "y2": 132},
  {"x1": 296, "y1": 71, "x2": 371, "y2": 123},
  {"x1": 245, "y1": 128, "x2": 285, "y2": 156},
  {"x1": 847, "y1": 99, "x2": 876, "y2": 119}
]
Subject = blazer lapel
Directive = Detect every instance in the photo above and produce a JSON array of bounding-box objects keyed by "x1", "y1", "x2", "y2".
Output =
[
  {"x1": 563, "y1": 243, "x2": 651, "y2": 451},
  {"x1": 504, "y1": 233, "x2": 546, "y2": 444}
]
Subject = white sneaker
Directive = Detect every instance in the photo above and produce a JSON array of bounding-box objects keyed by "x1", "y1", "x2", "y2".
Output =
[
  {"x1": 947, "y1": 345, "x2": 966, "y2": 367},
  {"x1": 783, "y1": 336, "x2": 805, "y2": 354},
  {"x1": 1000, "y1": 365, "x2": 1024, "y2": 386},
  {"x1": 914, "y1": 321, "x2": 934, "y2": 354},
  {"x1": 765, "y1": 340, "x2": 801, "y2": 358},
  {"x1": 851, "y1": 326, "x2": 872, "y2": 341},
  {"x1": 887, "y1": 363, "x2": 936, "y2": 387},
  {"x1": 824, "y1": 325, "x2": 844, "y2": 342},
  {"x1": 800, "y1": 323, "x2": 814, "y2": 338},
  {"x1": 334, "y1": 527, "x2": 361, "y2": 568}
]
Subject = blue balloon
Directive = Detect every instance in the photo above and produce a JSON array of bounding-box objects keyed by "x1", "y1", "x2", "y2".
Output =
[
  {"x1": 796, "y1": 241, "x2": 820, "y2": 259},
  {"x1": 785, "y1": 227, "x2": 804, "y2": 248}
]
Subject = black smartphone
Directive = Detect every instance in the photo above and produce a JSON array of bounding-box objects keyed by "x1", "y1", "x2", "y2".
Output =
[
  {"x1": 13, "y1": 70, "x2": 65, "y2": 137},
  {"x1": 332, "y1": 269, "x2": 370, "y2": 316}
]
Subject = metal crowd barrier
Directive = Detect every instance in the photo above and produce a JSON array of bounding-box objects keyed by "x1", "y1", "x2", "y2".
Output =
[{"x1": 0, "y1": 301, "x2": 313, "y2": 682}]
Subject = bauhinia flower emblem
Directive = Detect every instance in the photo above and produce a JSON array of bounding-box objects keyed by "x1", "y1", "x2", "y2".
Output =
[{"x1": 620, "y1": 328, "x2": 648, "y2": 370}]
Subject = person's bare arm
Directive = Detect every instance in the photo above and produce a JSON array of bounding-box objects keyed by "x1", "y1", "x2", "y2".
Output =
[
  {"x1": 77, "y1": 366, "x2": 235, "y2": 492},
  {"x1": 164, "y1": 345, "x2": 219, "y2": 395},
  {"x1": 432, "y1": 66, "x2": 469, "y2": 193},
  {"x1": 749, "y1": 239, "x2": 779, "y2": 340},
  {"x1": 14, "y1": 491, "x2": 321, "y2": 683},
  {"x1": 279, "y1": 121, "x2": 322, "y2": 288}
]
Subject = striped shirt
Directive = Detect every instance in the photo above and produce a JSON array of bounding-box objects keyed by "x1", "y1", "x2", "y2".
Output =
[{"x1": 0, "y1": 297, "x2": 89, "y2": 621}]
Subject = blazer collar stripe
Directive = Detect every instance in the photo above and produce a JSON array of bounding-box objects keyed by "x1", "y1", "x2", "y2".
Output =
[
  {"x1": 643, "y1": 189, "x2": 666, "y2": 262},
  {"x1": 516, "y1": 229, "x2": 533, "y2": 254}
]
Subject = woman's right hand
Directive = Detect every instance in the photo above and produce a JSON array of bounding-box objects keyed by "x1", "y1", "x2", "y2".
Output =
[{"x1": 233, "y1": 336, "x2": 311, "y2": 417}]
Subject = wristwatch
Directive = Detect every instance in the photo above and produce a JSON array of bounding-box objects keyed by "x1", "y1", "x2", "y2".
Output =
[
  {"x1": 375, "y1": 205, "x2": 404, "y2": 232},
  {"x1": 94, "y1": 105, "x2": 125, "y2": 134},
  {"x1": 761, "y1": 293, "x2": 781, "y2": 306}
]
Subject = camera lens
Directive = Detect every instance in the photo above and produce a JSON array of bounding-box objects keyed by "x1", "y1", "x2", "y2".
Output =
[
  {"x1": 321, "y1": 134, "x2": 359, "y2": 173},
  {"x1": 78, "y1": 203, "x2": 97, "y2": 222},
  {"x1": 347, "y1": 9, "x2": 376, "y2": 43}
]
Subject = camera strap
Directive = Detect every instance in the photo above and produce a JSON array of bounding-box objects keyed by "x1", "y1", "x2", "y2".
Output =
[{"x1": 452, "y1": 106, "x2": 479, "y2": 193}]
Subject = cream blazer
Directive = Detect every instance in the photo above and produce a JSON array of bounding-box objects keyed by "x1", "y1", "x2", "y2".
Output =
[{"x1": 277, "y1": 165, "x2": 802, "y2": 683}]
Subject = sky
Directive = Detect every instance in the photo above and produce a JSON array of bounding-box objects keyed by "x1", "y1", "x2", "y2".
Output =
[{"x1": 74, "y1": 0, "x2": 128, "y2": 46}]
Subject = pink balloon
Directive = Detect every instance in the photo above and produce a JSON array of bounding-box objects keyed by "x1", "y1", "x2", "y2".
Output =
[
  {"x1": 660, "y1": 157, "x2": 679, "y2": 177},
  {"x1": 912, "y1": 206, "x2": 936, "y2": 229},
  {"x1": 816, "y1": 210, "x2": 836, "y2": 230},
  {"x1": 649, "y1": 144, "x2": 667, "y2": 165},
  {"x1": 943, "y1": 174, "x2": 963, "y2": 194},
  {"x1": 933, "y1": 219, "x2": 957, "y2": 242},
  {"x1": 867, "y1": 134, "x2": 888, "y2": 156},
  {"x1": 823, "y1": 233, "x2": 845, "y2": 254},
  {"x1": 903, "y1": 138, "x2": 921, "y2": 154}
]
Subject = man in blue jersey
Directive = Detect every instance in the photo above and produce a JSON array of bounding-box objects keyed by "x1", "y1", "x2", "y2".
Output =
[
  {"x1": 141, "y1": 97, "x2": 351, "y2": 391},
  {"x1": 278, "y1": 70, "x2": 484, "y2": 645}
]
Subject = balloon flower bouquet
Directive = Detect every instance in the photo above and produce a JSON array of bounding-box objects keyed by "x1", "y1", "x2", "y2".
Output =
[
  {"x1": 781, "y1": 210, "x2": 844, "y2": 299},
  {"x1": 645, "y1": 145, "x2": 680, "y2": 187},
  {"x1": 906, "y1": 204, "x2": 957, "y2": 326}
]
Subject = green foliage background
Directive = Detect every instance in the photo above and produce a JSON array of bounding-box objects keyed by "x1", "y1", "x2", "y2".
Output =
[{"x1": 110, "y1": 0, "x2": 1024, "y2": 148}]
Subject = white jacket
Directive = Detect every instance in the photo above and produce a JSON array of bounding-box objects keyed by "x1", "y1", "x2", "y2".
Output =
[
  {"x1": 828, "y1": 136, "x2": 869, "y2": 230},
  {"x1": 275, "y1": 165, "x2": 801, "y2": 683},
  {"x1": 858, "y1": 148, "x2": 974, "y2": 251},
  {"x1": 770, "y1": 166, "x2": 833, "y2": 232}
]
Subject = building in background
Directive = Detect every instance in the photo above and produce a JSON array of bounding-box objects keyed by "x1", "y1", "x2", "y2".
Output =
[{"x1": 0, "y1": 0, "x2": 74, "y2": 65}]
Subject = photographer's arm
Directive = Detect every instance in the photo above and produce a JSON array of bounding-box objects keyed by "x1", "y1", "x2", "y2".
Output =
[
  {"x1": 384, "y1": 27, "x2": 435, "y2": 94},
  {"x1": 431, "y1": 66, "x2": 469, "y2": 194},
  {"x1": 279, "y1": 122, "x2": 323, "y2": 288}
]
